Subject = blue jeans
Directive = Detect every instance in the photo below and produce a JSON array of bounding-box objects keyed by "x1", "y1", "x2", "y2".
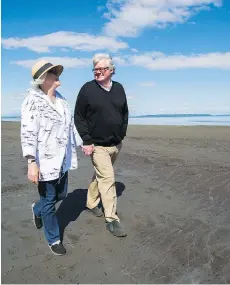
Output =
[{"x1": 33, "y1": 172, "x2": 68, "y2": 245}]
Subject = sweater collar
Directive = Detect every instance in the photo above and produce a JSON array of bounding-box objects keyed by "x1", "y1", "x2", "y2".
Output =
[{"x1": 96, "y1": 80, "x2": 113, "y2": 92}]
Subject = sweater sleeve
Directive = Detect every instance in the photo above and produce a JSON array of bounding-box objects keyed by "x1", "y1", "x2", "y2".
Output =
[
  {"x1": 121, "y1": 88, "x2": 129, "y2": 139},
  {"x1": 21, "y1": 96, "x2": 40, "y2": 157},
  {"x1": 74, "y1": 85, "x2": 93, "y2": 145}
]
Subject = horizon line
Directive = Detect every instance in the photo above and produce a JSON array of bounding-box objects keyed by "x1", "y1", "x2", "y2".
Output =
[{"x1": 2, "y1": 113, "x2": 230, "y2": 119}]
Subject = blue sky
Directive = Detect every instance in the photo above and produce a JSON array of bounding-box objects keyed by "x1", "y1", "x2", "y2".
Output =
[{"x1": 1, "y1": 0, "x2": 230, "y2": 116}]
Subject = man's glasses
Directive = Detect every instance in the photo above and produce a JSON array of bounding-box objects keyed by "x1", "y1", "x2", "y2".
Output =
[{"x1": 92, "y1": 66, "x2": 110, "y2": 73}]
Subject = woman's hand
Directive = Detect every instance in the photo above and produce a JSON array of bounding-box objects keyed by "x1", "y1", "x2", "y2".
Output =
[
  {"x1": 50, "y1": 80, "x2": 61, "y2": 91},
  {"x1": 28, "y1": 162, "x2": 40, "y2": 185}
]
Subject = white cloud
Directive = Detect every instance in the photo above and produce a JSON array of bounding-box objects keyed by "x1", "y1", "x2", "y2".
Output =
[
  {"x1": 112, "y1": 56, "x2": 129, "y2": 66},
  {"x1": 139, "y1": 81, "x2": 156, "y2": 87},
  {"x1": 2, "y1": 31, "x2": 128, "y2": 53},
  {"x1": 103, "y1": 0, "x2": 222, "y2": 37},
  {"x1": 12, "y1": 57, "x2": 92, "y2": 69},
  {"x1": 131, "y1": 48, "x2": 139, "y2": 52},
  {"x1": 12, "y1": 51, "x2": 230, "y2": 70},
  {"x1": 129, "y1": 51, "x2": 230, "y2": 70}
]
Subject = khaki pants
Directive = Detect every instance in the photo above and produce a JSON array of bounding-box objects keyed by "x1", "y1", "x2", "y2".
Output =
[{"x1": 87, "y1": 143, "x2": 122, "y2": 222}]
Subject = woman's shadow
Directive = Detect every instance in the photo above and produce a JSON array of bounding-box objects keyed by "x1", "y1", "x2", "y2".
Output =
[{"x1": 56, "y1": 181, "x2": 125, "y2": 241}]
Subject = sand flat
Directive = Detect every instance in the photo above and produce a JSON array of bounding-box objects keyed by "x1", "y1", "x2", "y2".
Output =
[{"x1": 1, "y1": 122, "x2": 230, "y2": 283}]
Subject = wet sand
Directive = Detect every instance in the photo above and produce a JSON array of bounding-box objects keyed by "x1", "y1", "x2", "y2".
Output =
[{"x1": 1, "y1": 122, "x2": 230, "y2": 284}]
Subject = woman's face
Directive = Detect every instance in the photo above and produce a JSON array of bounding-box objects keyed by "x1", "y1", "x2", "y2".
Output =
[{"x1": 42, "y1": 71, "x2": 60, "y2": 90}]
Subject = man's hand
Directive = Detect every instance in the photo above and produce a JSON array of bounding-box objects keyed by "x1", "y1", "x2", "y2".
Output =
[
  {"x1": 82, "y1": 144, "x2": 94, "y2": 156},
  {"x1": 28, "y1": 162, "x2": 40, "y2": 185}
]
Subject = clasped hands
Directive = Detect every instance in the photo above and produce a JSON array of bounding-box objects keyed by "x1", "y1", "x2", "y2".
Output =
[{"x1": 81, "y1": 144, "x2": 94, "y2": 156}]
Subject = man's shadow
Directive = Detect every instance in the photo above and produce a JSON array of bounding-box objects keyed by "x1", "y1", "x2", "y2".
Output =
[{"x1": 56, "y1": 181, "x2": 125, "y2": 241}]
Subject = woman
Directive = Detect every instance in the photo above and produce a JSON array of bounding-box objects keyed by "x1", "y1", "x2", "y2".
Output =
[{"x1": 21, "y1": 60, "x2": 82, "y2": 255}]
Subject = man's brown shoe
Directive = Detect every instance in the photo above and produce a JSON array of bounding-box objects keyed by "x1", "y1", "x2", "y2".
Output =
[
  {"x1": 87, "y1": 206, "x2": 103, "y2": 217},
  {"x1": 106, "y1": 220, "x2": 127, "y2": 237}
]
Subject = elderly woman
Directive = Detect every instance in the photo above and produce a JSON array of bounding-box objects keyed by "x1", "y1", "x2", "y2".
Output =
[{"x1": 21, "y1": 60, "x2": 82, "y2": 255}]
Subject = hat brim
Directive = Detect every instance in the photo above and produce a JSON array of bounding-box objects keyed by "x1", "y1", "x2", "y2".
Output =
[{"x1": 37, "y1": 64, "x2": 64, "y2": 79}]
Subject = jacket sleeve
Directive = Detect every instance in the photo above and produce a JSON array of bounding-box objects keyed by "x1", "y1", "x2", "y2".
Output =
[
  {"x1": 20, "y1": 96, "x2": 40, "y2": 157},
  {"x1": 74, "y1": 86, "x2": 93, "y2": 145},
  {"x1": 121, "y1": 91, "x2": 129, "y2": 139}
]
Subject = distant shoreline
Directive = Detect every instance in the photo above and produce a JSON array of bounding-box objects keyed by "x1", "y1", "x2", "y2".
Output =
[
  {"x1": 131, "y1": 114, "x2": 230, "y2": 118},
  {"x1": 2, "y1": 114, "x2": 230, "y2": 126},
  {"x1": 2, "y1": 121, "x2": 230, "y2": 128},
  {"x1": 2, "y1": 113, "x2": 230, "y2": 119}
]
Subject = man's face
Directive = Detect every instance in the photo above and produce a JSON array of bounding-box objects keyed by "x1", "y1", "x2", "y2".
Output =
[{"x1": 93, "y1": 59, "x2": 113, "y2": 83}]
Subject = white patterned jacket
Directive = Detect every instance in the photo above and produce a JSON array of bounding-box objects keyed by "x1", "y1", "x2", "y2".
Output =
[{"x1": 21, "y1": 88, "x2": 82, "y2": 181}]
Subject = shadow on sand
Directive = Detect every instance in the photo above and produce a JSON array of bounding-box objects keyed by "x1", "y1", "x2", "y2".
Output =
[{"x1": 57, "y1": 181, "x2": 125, "y2": 241}]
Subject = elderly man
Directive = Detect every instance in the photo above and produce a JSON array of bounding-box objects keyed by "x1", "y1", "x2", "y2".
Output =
[{"x1": 74, "y1": 54, "x2": 128, "y2": 237}]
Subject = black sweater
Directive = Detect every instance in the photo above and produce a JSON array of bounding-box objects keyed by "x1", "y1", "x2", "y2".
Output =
[{"x1": 74, "y1": 80, "x2": 129, "y2": 146}]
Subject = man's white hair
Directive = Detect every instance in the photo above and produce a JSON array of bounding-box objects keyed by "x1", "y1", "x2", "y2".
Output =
[
  {"x1": 92, "y1": 53, "x2": 116, "y2": 75},
  {"x1": 30, "y1": 73, "x2": 47, "y2": 90}
]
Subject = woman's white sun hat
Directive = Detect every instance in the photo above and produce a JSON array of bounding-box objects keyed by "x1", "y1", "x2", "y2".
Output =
[{"x1": 31, "y1": 59, "x2": 63, "y2": 80}]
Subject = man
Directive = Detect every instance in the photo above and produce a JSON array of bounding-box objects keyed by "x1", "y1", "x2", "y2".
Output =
[{"x1": 74, "y1": 54, "x2": 129, "y2": 237}]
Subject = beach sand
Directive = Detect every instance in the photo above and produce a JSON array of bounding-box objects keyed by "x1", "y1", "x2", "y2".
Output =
[{"x1": 1, "y1": 122, "x2": 230, "y2": 283}]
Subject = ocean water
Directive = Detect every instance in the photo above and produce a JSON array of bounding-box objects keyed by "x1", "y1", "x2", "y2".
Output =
[
  {"x1": 2, "y1": 116, "x2": 21, "y2": 122},
  {"x1": 2, "y1": 115, "x2": 230, "y2": 126},
  {"x1": 129, "y1": 115, "x2": 230, "y2": 126}
]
